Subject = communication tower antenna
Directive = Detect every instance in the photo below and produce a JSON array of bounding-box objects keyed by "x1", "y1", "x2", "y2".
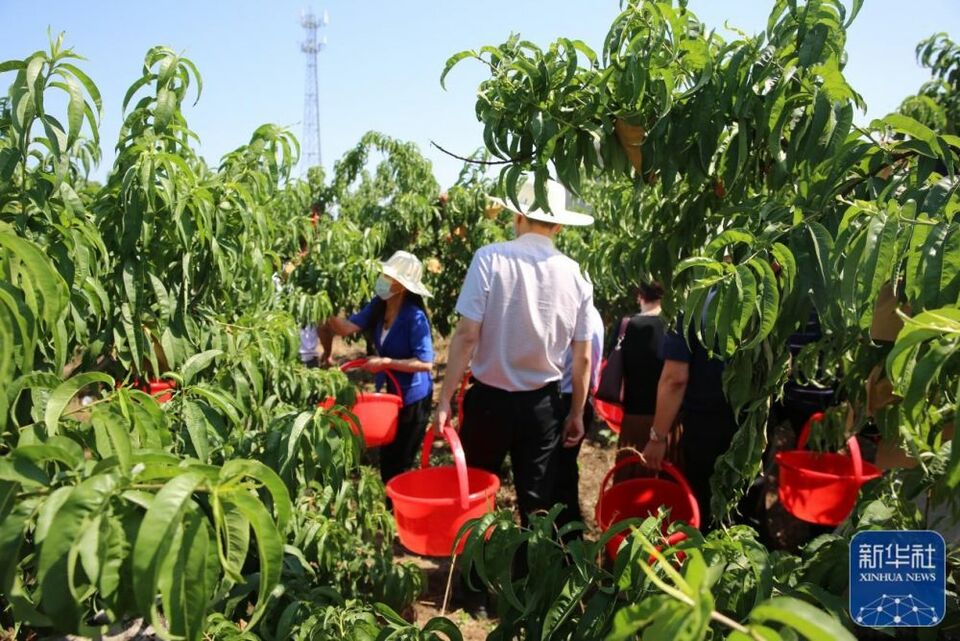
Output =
[{"x1": 300, "y1": 8, "x2": 327, "y2": 173}]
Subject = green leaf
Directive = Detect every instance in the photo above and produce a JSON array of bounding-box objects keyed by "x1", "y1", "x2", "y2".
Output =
[
  {"x1": 90, "y1": 405, "x2": 133, "y2": 473},
  {"x1": 0, "y1": 230, "x2": 69, "y2": 330},
  {"x1": 132, "y1": 472, "x2": 206, "y2": 617},
  {"x1": 38, "y1": 474, "x2": 118, "y2": 632},
  {"x1": 902, "y1": 340, "x2": 957, "y2": 424},
  {"x1": 220, "y1": 459, "x2": 292, "y2": 534},
  {"x1": 222, "y1": 490, "x2": 284, "y2": 627},
  {"x1": 155, "y1": 86, "x2": 176, "y2": 132},
  {"x1": 881, "y1": 113, "x2": 938, "y2": 146},
  {"x1": 745, "y1": 258, "x2": 780, "y2": 348},
  {"x1": 0, "y1": 457, "x2": 49, "y2": 487},
  {"x1": 162, "y1": 511, "x2": 215, "y2": 641},
  {"x1": 63, "y1": 74, "x2": 84, "y2": 148},
  {"x1": 212, "y1": 495, "x2": 249, "y2": 584},
  {"x1": 182, "y1": 400, "x2": 211, "y2": 462},
  {"x1": 59, "y1": 62, "x2": 102, "y2": 115},
  {"x1": 44, "y1": 372, "x2": 114, "y2": 436},
  {"x1": 180, "y1": 349, "x2": 222, "y2": 385},
  {"x1": 0, "y1": 59, "x2": 26, "y2": 73},
  {"x1": 749, "y1": 597, "x2": 856, "y2": 641},
  {"x1": 948, "y1": 377, "x2": 960, "y2": 488},
  {"x1": 440, "y1": 50, "x2": 475, "y2": 89},
  {"x1": 706, "y1": 229, "x2": 755, "y2": 256}
]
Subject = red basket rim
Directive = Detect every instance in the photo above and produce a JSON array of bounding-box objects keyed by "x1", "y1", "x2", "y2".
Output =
[
  {"x1": 354, "y1": 391, "x2": 404, "y2": 405},
  {"x1": 775, "y1": 450, "x2": 882, "y2": 481},
  {"x1": 385, "y1": 467, "x2": 500, "y2": 506}
]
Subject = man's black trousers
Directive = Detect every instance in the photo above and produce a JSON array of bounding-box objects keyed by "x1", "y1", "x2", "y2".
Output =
[{"x1": 459, "y1": 379, "x2": 566, "y2": 526}]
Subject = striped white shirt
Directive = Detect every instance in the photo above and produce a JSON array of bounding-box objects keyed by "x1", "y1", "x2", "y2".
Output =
[{"x1": 456, "y1": 233, "x2": 594, "y2": 392}]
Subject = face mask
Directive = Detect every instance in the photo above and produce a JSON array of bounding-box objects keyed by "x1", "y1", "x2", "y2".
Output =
[{"x1": 375, "y1": 276, "x2": 397, "y2": 300}]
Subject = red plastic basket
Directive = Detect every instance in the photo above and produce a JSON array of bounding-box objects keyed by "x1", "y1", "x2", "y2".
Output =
[
  {"x1": 775, "y1": 412, "x2": 882, "y2": 526},
  {"x1": 145, "y1": 380, "x2": 176, "y2": 403},
  {"x1": 319, "y1": 359, "x2": 403, "y2": 447},
  {"x1": 128, "y1": 377, "x2": 176, "y2": 404},
  {"x1": 595, "y1": 458, "x2": 699, "y2": 561},
  {"x1": 386, "y1": 426, "x2": 499, "y2": 556},
  {"x1": 594, "y1": 398, "x2": 624, "y2": 434}
]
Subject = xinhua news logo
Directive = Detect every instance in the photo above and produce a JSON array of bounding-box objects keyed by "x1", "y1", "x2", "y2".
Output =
[{"x1": 850, "y1": 530, "x2": 946, "y2": 628}]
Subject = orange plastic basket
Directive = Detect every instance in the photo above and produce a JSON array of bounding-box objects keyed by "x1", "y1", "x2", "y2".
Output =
[
  {"x1": 319, "y1": 359, "x2": 403, "y2": 447},
  {"x1": 386, "y1": 426, "x2": 499, "y2": 556},
  {"x1": 775, "y1": 412, "x2": 882, "y2": 526},
  {"x1": 595, "y1": 458, "x2": 699, "y2": 561}
]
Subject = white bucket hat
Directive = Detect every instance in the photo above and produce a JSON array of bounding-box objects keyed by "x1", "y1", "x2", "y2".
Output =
[
  {"x1": 488, "y1": 176, "x2": 594, "y2": 227},
  {"x1": 380, "y1": 251, "x2": 432, "y2": 298}
]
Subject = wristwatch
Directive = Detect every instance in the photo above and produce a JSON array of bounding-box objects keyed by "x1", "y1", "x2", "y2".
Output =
[{"x1": 649, "y1": 427, "x2": 666, "y2": 444}]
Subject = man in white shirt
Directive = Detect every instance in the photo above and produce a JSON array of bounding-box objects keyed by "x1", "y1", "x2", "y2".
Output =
[{"x1": 435, "y1": 177, "x2": 594, "y2": 526}]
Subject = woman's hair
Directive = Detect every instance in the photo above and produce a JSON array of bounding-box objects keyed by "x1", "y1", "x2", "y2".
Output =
[{"x1": 637, "y1": 280, "x2": 664, "y2": 302}]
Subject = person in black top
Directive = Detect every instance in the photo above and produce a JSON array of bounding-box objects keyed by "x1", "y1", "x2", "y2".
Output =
[
  {"x1": 640, "y1": 289, "x2": 737, "y2": 530},
  {"x1": 614, "y1": 282, "x2": 679, "y2": 481}
]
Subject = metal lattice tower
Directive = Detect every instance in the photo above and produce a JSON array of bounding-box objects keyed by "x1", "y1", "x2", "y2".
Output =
[{"x1": 300, "y1": 8, "x2": 327, "y2": 173}]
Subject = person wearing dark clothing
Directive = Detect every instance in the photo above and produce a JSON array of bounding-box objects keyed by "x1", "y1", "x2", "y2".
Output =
[
  {"x1": 612, "y1": 282, "x2": 683, "y2": 481},
  {"x1": 324, "y1": 251, "x2": 435, "y2": 485},
  {"x1": 640, "y1": 292, "x2": 737, "y2": 530}
]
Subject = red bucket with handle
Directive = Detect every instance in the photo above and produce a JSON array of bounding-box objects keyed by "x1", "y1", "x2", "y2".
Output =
[
  {"x1": 595, "y1": 458, "x2": 699, "y2": 561},
  {"x1": 386, "y1": 426, "x2": 499, "y2": 556},
  {"x1": 319, "y1": 359, "x2": 403, "y2": 447},
  {"x1": 775, "y1": 412, "x2": 882, "y2": 526}
]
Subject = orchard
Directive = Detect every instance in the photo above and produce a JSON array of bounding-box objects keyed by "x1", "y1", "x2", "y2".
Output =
[{"x1": 0, "y1": 1, "x2": 958, "y2": 640}]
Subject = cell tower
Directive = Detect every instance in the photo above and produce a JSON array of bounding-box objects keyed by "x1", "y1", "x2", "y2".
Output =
[{"x1": 300, "y1": 8, "x2": 328, "y2": 173}]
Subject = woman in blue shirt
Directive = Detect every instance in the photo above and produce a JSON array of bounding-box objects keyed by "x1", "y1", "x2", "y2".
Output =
[{"x1": 324, "y1": 251, "x2": 435, "y2": 484}]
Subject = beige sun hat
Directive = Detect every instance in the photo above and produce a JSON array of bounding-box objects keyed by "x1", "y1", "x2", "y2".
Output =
[
  {"x1": 488, "y1": 175, "x2": 594, "y2": 227},
  {"x1": 380, "y1": 251, "x2": 433, "y2": 298}
]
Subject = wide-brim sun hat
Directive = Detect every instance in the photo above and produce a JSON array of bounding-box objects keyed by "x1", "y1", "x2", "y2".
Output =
[
  {"x1": 488, "y1": 175, "x2": 594, "y2": 227},
  {"x1": 380, "y1": 250, "x2": 433, "y2": 298}
]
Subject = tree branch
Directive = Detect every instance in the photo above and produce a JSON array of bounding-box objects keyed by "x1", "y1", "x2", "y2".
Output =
[{"x1": 429, "y1": 140, "x2": 531, "y2": 166}]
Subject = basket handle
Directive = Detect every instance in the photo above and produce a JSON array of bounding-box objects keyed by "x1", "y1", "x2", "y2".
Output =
[
  {"x1": 340, "y1": 358, "x2": 402, "y2": 396},
  {"x1": 420, "y1": 424, "x2": 470, "y2": 510},
  {"x1": 796, "y1": 412, "x2": 864, "y2": 483},
  {"x1": 846, "y1": 433, "x2": 865, "y2": 484},
  {"x1": 595, "y1": 457, "x2": 700, "y2": 529},
  {"x1": 795, "y1": 412, "x2": 824, "y2": 450}
]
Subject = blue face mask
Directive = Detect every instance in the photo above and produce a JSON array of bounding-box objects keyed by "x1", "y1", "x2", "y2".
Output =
[{"x1": 375, "y1": 276, "x2": 397, "y2": 301}]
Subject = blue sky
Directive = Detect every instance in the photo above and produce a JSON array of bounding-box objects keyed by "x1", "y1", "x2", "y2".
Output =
[{"x1": 1, "y1": 1, "x2": 957, "y2": 189}]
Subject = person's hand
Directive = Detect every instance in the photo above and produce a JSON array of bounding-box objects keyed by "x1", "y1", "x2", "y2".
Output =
[
  {"x1": 433, "y1": 398, "x2": 451, "y2": 437},
  {"x1": 562, "y1": 414, "x2": 585, "y2": 448},
  {"x1": 640, "y1": 439, "x2": 667, "y2": 471},
  {"x1": 362, "y1": 357, "x2": 390, "y2": 373}
]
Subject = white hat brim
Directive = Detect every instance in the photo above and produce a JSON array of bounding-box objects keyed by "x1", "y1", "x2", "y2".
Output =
[
  {"x1": 487, "y1": 195, "x2": 594, "y2": 227},
  {"x1": 381, "y1": 263, "x2": 432, "y2": 298}
]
